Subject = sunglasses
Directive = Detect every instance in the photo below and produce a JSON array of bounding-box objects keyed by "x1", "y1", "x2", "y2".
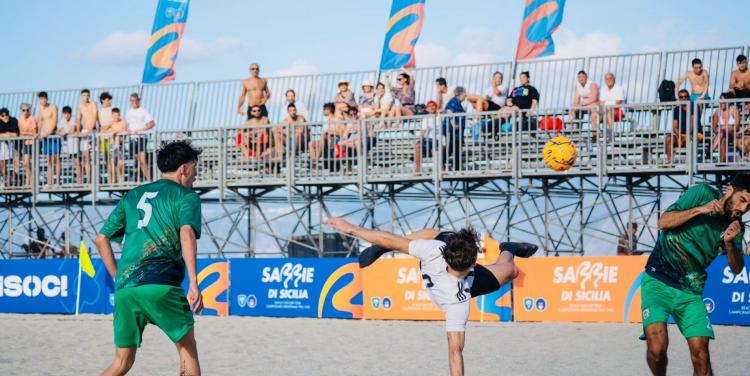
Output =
[
  {"x1": 250, "y1": 67, "x2": 259, "y2": 71},
  {"x1": 21, "y1": 109, "x2": 30, "y2": 112},
  {"x1": 679, "y1": 96, "x2": 689, "y2": 99},
  {"x1": 251, "y1": 110, "x2": 261, "y2": 113}
]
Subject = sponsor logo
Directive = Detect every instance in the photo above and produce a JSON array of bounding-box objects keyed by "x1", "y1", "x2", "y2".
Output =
[
  {"x1": 372, "y1": 296, "x2": 381, "y2": 310},
  {"x1": 643, "y1": 308, "x2": 650, "y2": 319},
  {"x1": 261, "y1": 263, "x2": 315, "y2": 288},
  {"x1": 703, "y1": 298, "x2": 715, "y2": 314},
  {"x1": 237, "y1": 294, "x2": 247, "y2": 308},
  {"x1": 109, "y1": 293, "x2": 115, "y2": 307},
  {"x1": 382, "y1": 297, "x2": 392, "y2": 310},
  {"x1": 247, "y1": 294, "x2": 257, "y2": 308},
  {"x1": 721, "y1": 267, "x2": 749, "y2": 284},
  {"x1": 535, "y1": 298, "x2": 547, "y2": 312},
  {"x1": 0, "y1": 275, "x2": 68, "y2": 298},
  {"x1": 552, "y1": 262, "x2": 618, "y2": 289},
  {"x1": 524, "y1": 298, "x2": 534, "y2": 311}
]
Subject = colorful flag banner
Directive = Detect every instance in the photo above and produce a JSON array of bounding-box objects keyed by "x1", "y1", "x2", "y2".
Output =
[
  {"x1": 142, "y1": 0, "x2": 190, "y2": 83},
  {"x1": 379, "y1": 0, "x2": 426, "y2": 70},
  {"x1": 515, "y1": 0, "x2": 566, "y2": 61}
]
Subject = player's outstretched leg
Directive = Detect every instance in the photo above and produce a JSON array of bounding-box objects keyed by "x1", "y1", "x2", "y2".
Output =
[
  {"x1": 359, "y1": 245, "x2": 392, "y2": 268},
  {"x1": 175, "y1": 328, "x2": 201, "y2": 376},
  {"x1": 499, "y1": 242, "x2": 538, "y2": 258},
  {"x1": 101, "y1": 347, "x2": 136, "y2": 376}
]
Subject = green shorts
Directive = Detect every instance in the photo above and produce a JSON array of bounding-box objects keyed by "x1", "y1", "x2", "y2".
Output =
[
  {"x1": 113, "y1": 284, "x2": 194, "y2": 348},
  {"x1": 639, "y1": 273, "x2": 714, "y2": 340}
]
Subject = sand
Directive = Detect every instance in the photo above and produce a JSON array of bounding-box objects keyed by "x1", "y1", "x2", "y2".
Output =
[{"x1": 0, "y1": 314, "x2": 747, "y2": 375}]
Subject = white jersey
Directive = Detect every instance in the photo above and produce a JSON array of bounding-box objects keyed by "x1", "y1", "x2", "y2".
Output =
[{"x1": 409, "y1": 239, "x2": 476, "y2": 332}]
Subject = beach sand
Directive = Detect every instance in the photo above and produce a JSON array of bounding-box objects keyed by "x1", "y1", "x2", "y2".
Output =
[{"x1": 1, "y1": 314, "x2": 747, "y2": 375}]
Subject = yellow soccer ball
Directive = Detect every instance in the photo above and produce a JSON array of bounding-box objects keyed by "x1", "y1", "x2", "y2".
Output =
[{"x1": 543, "y1": 136, "x2": 578, "y2": 171}]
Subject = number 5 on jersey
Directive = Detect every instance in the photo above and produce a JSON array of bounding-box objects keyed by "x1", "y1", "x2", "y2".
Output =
[{"x1": 137, "y1": 192, "x2": 159, "y2": 229}]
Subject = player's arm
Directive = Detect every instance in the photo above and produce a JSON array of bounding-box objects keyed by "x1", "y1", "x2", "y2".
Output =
[
  {"x1": 405, "y1": 229, "x2": 440, "y2": 240},
  {"x1": 181, "y1": 225, "x2": 203, "y2": 313},
  {"x1": 447, "y1": 332, "x2": 465, "y2": 376},
  {"x1": 657, "y1": 200, "x2": 720, "y2": 230},
  {"x1": 325, "y1": 217, "x2": 410, "y2": 253},
  {"x1": 675, "y1": 73, "x2": 688, "y2": 97},
  {"x1": 237, "y1": 85, "x2": 248, "y2": 115},
  {"x1": 723, "y1": 220, "x2": 745, "y2": 274},
  {"x1": 95, "y1": 199, "x2": 126, "y2": 279},
  {"x1": 95, "y1": 234, "x2": 118, "y2": 279},
  {"x1": 263, "y1": 79, "x2": 271, "y2": 103}
]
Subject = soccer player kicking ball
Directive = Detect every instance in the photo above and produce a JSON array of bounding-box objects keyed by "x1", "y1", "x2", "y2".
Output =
[
  {"x1": 325, "y1": 218, "x2": 538, "y2": 376},
  {"x1": 641, "y1": 173, "x2": 750, "y2": 376},
  {"x1": 95, "y1": 141, "x2": 204, "y2": 376}
]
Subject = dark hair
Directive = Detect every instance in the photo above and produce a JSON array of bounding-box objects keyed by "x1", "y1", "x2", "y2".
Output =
[
  {"x1": 398, "y1": 73, "x2": 411, "y2": 86},
  {"x1": 738, "y1": 54, "x2": 747, "y2": 63},
  {"x1": 492, "y1": 71, "x2": 503, "y2": 79},
  {"x1": 720, "y1": 92, "x2": 734, "y2": 100},
  {"x1": 0, "y1": 108, "x2": 8, "y2": 116},
  {"x1": 112, "y1": 107, "x2": 120, "y2": 114},
  {"x1": 38, "y1": 91, "x2": 48, "y2": 99},
  {"x1": 157, "y1": 140, "x2": 202, "y2": 173},
  {"x1": 577, "y1": 70, "x2": 587, "y2": 76},
  {"x1": 130, "y1": 93, "x2": 140, "y2": 101},
  {"x1": 436, "y1": 77, "x2": 447, "y2": 87},
  {"x1": 731, "y1": 173, "x2": 750, "y2": 192},
  {"x1": 679, "y1": 89, "x2": 690, "y2": 96},
  {"x1": 441, "y1": 227, "x2": 480, "y2": 272},
  {"x1": 692, "y1": 58, "x2": 702, "y2": 66},
  {"x1": 286, "y1": 89, "x2": 296, "y2": 96},
  {"x1": 323, "y1": 102, "x2": 335, "y2": 113},
  {"x1": 520, "y1": 71, "x2": 530, "y2": 79},
  {"x1": 62, "y1": 106, "x2": 72, "y2": 114},
  {"x1": 287, "y1": 103, "x2": 296, "y2": 110},
  {"x1": 376, "y1": 82, "x2": 385, "y2": 89},
  {"x1": 100, "y1": 91, "x2": 112, "y2": 103}
]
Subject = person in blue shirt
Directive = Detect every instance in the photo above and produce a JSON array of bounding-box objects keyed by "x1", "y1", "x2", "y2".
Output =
[{"x1": 443, "y1": 87, "x2": 467, "y2": 171}]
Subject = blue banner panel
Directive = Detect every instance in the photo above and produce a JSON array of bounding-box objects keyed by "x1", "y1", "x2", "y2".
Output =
[
  {"x1": 0, "y1": 259, "x2": 113, "y2": 314},
  {"x1": 704, "y1": 256, "x2": 750, "y2": 325},
  {"x1": 180, "y1": 259, "x2": 229, "y2": 316},
  {"x1": 229, "y1": 258, "x2": 362, "y2": 319}
]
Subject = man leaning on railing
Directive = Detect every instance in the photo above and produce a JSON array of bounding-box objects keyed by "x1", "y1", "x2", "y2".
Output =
[{"x1": 0, "y1": 108, "x2": 20, "y2": 187}]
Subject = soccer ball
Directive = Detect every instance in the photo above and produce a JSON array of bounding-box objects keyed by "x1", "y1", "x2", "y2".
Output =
[{"x1": 543, "y1": 136, "x2": 578, "y2": 171}]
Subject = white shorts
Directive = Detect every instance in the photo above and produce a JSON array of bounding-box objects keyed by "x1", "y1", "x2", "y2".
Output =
[
  {"x1": 64, "y1": 137, "x2": 79, "y2": 155},
  {"x1": 0, "y1": 142, "x2": 12, "y2": 160},
  {"x1": 79, "y1": 138, "x2": 92, "y2": 152},
  {"x1": 443, "y1": 301, "x2": 470, "y2": 332}
]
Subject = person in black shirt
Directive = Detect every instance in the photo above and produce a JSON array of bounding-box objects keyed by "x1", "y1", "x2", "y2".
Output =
[
  {"x1": 509, "y1": 71, "x2": 540, "y2": 130},
  {"x1": 666, "y1": 89, "x2": 703, "y2": 164},
  {"x1": 0, "y1": 108, "x2": 20, "y2": 186}
]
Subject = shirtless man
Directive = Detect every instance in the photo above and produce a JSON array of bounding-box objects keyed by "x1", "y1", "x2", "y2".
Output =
[
  {"x1": 237, "y1": 63, "x2": 271, "y2": 119},
  {"x1": 676, "y1": 58, "x2": 710, "y2": 102},
  {"x1": 76, "y1": 89, "x2": 98, "y2": 184},
  {"x1": 239, "y1": 105, "x2": 270, "y2": 160},
  {"x1": 282, "y1": 103, "x2": 308, "y2": 157},
  {"x1": 308, "y1": 103, "x2": 345, "y2": 164},
  {"x1": 730, "y1": 55, "x2": 750, "y2": 99},
  {"x1": 18, "y1": 103, "x2": 37, "y2": 187},
  {"x1": 37, "y1": 91, "x2": 60, "y2": 186}
]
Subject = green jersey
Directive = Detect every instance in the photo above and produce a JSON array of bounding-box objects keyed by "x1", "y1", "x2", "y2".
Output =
[
  {"x1": 645, "y1": 184, "x2": 743, "y2": 295},
  {"x1": 99, "y1": 179, "x2": 202, "y2": 290}
]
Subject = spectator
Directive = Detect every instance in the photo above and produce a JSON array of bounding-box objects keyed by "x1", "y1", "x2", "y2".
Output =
[
  {"x1": 28, "y1": 228, "x2": 49, "y2": 258},
  {"x1": 711, "y1": 92, "x2": 740, "y2": 163},
  {"x1": 37, "y1": 91, "x2": 60, "y2": 187},
  {"x1": 665, "y1": 89, "x2": 703, "y2": 164},
  {"x1": 435, "y1": 77, "x2": 485, "y2": 114},
  {"x1": 282, "y1": 103, "x2": 308, "y2": 155},
  {"x1": 126, "y1": 93, "x2": 155, "y2": 181},
  {"x1": 0, "y1": 108, "x2": 20, "y2": 186},
  {"x1": 18, "y1": 103, "x2": 37, "y2": 187},
  {"x1": 483, "y1": 71, "x2": 507, "y2": 111},
  {"x1": 285, "y1": 89, "x2": 309, "y2": 121},
  {"x1": 358, "y1": 80, "x2": 377, "y2": 118},
  {"x1": 386, "y1": 71, "x2": 416, "y2": 117},
  {"x1": 569, "y1": 70, "x2": 600, "y2": 126},
  {"x1": 308, "y1": 103, "x2": 340, "y2": 165},
  {"x1": 338, "y1": 107, "x2": 363, "y2": 154},
  {"x1": 108, "y1": 108, "x2": 128, "y2": 184},
  {"x1": 510, "y1": 71, "x2": 540, "y2": 130},
  {"x1": 333, "y1": 80, "x2": 357, "y2": 115},
  {"x1": 443, "y1": 87, "x2": 468, "y2": 170},
  {"x1": 730, "y1": 54, "x2": 750, "y2": 99},
  {"x1": 374, "y1": 82, "x2": 393, "y2": 118},
  {"x1": 237, "y1": 62, "x2": 271, "y2": 119},
  {"x1": 98, "y1": 92, "x2": 114, "y2": 180},
  {"x1": 676, "y1": 58, "x2": 710, "y2": 102},
  {"x1": 599, "y1": 72, "x2": 626, "y2": 128},
  {"x1": 56, "y1": 106, "x2": 81, "y2": 184},
  {"x1": 239, "y1": 105, "x2": 270, "y2": 159},
  {"x1": 415, "y1": 100, "x2": 438, "y2": 172},
  {"x1": 76, "y1": 88, "x2": 98, "y2": 184},
  {"x1": 617, "y1": 222, "x2": 642, "y2": 256}
]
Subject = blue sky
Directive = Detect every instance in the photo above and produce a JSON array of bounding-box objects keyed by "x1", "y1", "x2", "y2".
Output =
[{"x1": 1, "y1": 0, "x2": 748, "y2": 92}]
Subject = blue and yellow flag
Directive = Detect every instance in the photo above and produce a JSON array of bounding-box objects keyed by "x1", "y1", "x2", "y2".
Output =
[
  {"x1": 79, "y1": 240, "x2": 96, "y2": 278},
  {"x1": 515, "y1": 0, "x2": 566, "y2": 61},
  {"x1": 142, "y1": 0, "x2": 190, "y2": 83},
  {"x1": 379, "y1": 0, "x2": 426, "y2": 70}
]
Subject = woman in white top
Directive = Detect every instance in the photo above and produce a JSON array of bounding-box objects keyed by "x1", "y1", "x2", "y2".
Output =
[
  {"x1": 712, "y1": 92, "x2": 740, "y2": 162},
  {"x1": 483, "y1": 71, "x2": 507, "y2": 110},
  {"x1": 374, "y1": 82, "x2": 393, "y2": 118},
  {"x1": 569, "y1": 70, "x2": 600, "y2": 127}
]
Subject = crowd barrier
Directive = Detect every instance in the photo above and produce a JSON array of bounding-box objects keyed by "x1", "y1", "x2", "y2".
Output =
[{"x1": 1, "y1": 255, "x2": 748, "y2": 326}]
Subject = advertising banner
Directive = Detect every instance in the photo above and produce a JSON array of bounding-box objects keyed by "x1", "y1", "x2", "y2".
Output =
[
  {"x1": 703, "y1": 256, "x2": 750, "y2": 325},
  {"x1": 0, "y1": 259, "x2": 113, "y2": 314},
  {"x1": 229, "y1": 258, "x2": 362, "y2": 319},
  {"x1": 513, "y1": 256, "x2": 647, "y2": 322},
  {"x1": 180, "y1": 259, "x2": 229, "y2": 316}
]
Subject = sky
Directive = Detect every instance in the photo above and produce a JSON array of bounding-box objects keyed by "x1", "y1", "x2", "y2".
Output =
[{"x1": 1, "y1": 0, "x2": 748, "y2": 93}]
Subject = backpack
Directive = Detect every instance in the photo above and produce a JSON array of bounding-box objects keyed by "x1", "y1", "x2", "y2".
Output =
[{"x1": 658, "y1": 80, "x2": 676, "y2": 102}]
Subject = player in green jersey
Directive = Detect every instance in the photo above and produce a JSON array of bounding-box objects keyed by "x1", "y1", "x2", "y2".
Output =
[
  {"x1": 95, "y1": 140, "x2": 204, "y2": 376},
  {"x1": 642, "y1": 173, "x2": 750, "y2": 376}
]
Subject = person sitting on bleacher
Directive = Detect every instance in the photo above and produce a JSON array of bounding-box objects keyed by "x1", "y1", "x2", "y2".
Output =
[
  {"x1": 374, "y1": 82, "x2": 394, "y2": 119},
  {"x1": 599, "y1": 72, "x2": 626, "y2": 128},
  {"x1": 665, "y1": 89, "x2": 703, "y2": 164},
  {"x1": 282, "y1": 103, "x2": 308, "y2": 156},
  {"x1": 415, "y1": 101, "x2": 438, "y2": 172},
  {"x1": 730, "y1": 55, "x2": 750, "y2": 99},
  {"x1": 510, "y1": 71, "x2": 540, "y2": 131},
  {"x1": 675, "y1": 58, "x2": 710, "y2": 102},
  {"x1": 569, "y1": 70, "x2": 600, "y2": 128},
  {"x1": 711, "y1": 92, "x2": 740, "y2": 163},
  {"x1": 333, "y1": 80, "x2": 357, "y2": 116}
]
